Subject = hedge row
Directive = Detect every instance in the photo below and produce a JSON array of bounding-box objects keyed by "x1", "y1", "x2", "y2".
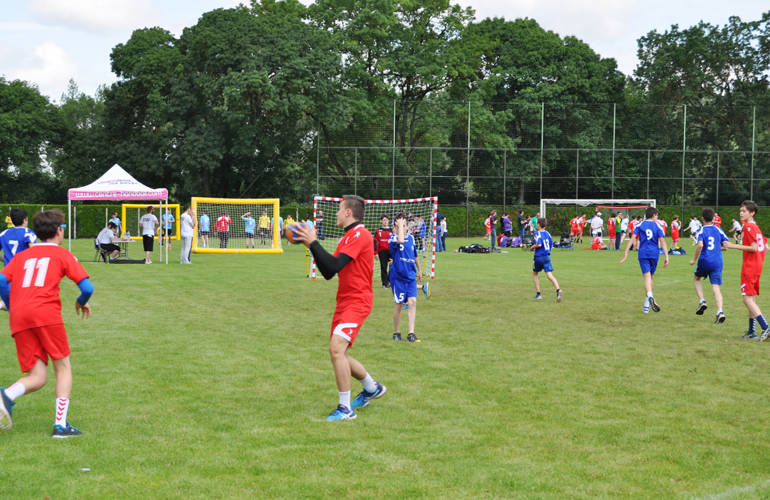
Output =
[{"x1": 2, "y1": 202, "x2": 764, "y2": 239}]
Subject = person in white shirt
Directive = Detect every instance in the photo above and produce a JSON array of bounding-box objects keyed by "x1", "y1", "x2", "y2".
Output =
[
  {"x1": 140, "y1": 206, "x2": 159, "y2": 264},
  {"x1": 590, "y1": 212, "x2": 604, "y2": 238},
  {"x1": 96, "y1": 222, "x2": 120, "y2": 262},
  {"x1": 730, "y1": 218, "x2": 743, "y2": 243},
  {"x1": 619, "y1": 213, "x2": 630, "y2": 246},
  {"x1": 685, "y1": 216, "x2": 703, "y2": 246},
  {"x1": 180, "y1": 206, "x2": 195, "y2": 264}
]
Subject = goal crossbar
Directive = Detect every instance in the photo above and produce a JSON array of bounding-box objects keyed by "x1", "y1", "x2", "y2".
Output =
[{"x1": 540, "y1": 199, "x2": 656, "y2": 218}]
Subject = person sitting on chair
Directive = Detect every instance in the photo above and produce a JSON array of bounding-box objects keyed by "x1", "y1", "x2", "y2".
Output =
[{"x1": 97, "y1": 222, "x2": 121, "y2": 262}]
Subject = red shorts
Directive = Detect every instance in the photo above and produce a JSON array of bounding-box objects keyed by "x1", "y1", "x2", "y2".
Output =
[
  {"x1": 330, "y1": 308, "x2": 371, "y2": 347},
  {"x1": 12, "y1": 324, "x2": 70, "y2": 373},
  {"x1": 741, "y1": 273, "x2": 761, "y2": 296},
  {"x1": 571, "y1": 229, "x2": 579, "y2": 235}
]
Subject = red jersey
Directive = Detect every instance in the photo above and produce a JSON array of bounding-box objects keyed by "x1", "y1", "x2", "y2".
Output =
[
  {"x1": 671, "y1": 221, "x2": 680, "y2": 239},
  {"x1": 215, "y1": 215, "x2": 232, "y2": 233},
  {"x1": 607, "y1": 217, "x2": 616, "y2": 237},
  {"x1": 578, "y1": 216, "x2": 586, "y2": 232},
  {"x1": 1, "y1": 243, "x2": 89, "y2": 334},
  {"x1": 741, "y1": 221, "x2": 766, "y2": 276},
  {"x1": 374, "y1": 228, "x2": 391, "y2": 253},
  {"x1": 570, "y1": 218, "x2": 579, "y2": 232},
  {"x1": 591, "y1": 236, "x2": 602, "y2": 250},
  {"x1": 628, "y1": 220, "x2": 636, "y2": 234},
  {"x1": 334, "y1": 223, "x2": 374, "y2": 313},
  {"x1": 713, "y1": 214, "x2": 722, "y2": 228}
]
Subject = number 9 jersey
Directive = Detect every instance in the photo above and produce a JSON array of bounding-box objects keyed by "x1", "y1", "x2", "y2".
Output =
[{"x1": 1, "y1": 243, "x2": 89, "y2": 334}]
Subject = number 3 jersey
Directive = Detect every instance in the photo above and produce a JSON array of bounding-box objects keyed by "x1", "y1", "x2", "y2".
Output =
[
  {"x1": 696, "y1": 225, "x2": 728, "y2": 269},
  {"x1": 1, "y1": 243, "x2": 89, "y2": 334},
  {"x1": 741, "y1": 221, "x2": 766, "y2": 277},
  {"x1": 534, "y1": 230, "x2": 553, "y2": 257}
]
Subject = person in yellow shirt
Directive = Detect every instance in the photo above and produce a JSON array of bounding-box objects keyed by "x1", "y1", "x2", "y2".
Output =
[
  {"x1": 258, "y1": 210, "x2": 271, "y2": 246},
  {"x1": 5, "y1": 215, "x2": 13, "y2": 228},
  {"x1": 284, "y1": 215, "x2": 295, "y2": 243}
]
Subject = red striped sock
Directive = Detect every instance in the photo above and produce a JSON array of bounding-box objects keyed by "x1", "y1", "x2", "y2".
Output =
[{"x1": 55, "y1": 398, "x2": 69, "y2": 427}]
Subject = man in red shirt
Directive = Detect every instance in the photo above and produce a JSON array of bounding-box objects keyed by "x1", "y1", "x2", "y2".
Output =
[
  {"x1": 215, "y1": 211, "x2": 232, "y2": 249},
  {"x1": 578, "y1": 214, "x2": 587, "y2": 243},
  {"x1": 670, "y1": 215, "x2": 681, "y2": 247},
  {"x1": 374, "y1": 215, "x2": 392, "y2": 288},
  {"x1": 725, "y1": 201, "x2": 768, "y2": 340},
  {"x1": 607, "y1": 213, "x2": 616, "y2": 250},
  {"x1": 569, "y1": 216, "x2": 580, "y2": 242},
  {"x1": 293, "y1": 195, "x2": 386, "y2": 420},
  {"x1": 713, "y1": 212, "x2": 722, "y2": 228},
  {"x1": 0, "y1": 210, "x2": 94, "y2": 437}
]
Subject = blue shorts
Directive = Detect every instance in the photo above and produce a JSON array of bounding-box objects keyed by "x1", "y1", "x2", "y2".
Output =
[
  {"x1": 391, "y1": 278, "x2": 417, "y2": 304},
  {"x1": 533, "y1": 256, "x2": 553, "y2": 273},
  {"x1": 638, "y1": 257, "x2": 659, "y2": 275},
  {"x1": 695, "y1": 261, "x2": 723, "y2": 285}
]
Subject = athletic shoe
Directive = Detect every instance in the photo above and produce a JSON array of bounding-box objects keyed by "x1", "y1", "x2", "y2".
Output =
[
  {"x1": 696, "y1": 302, "x2": 708, "y2": 315},
  {"x1": 325, "y1": 404, "x2": 356, "y2": 421},
  {"x1": 422, "y1": 283, "x2": 429, "y2": 299},
  {"x1": 715, "y1": 312, "x2": 726, "y2": 324},
  {"x1": 351, "y1": 382, "x2": 387, "y2": 409},
  {"x1": 759, "y1": 328, "x2": 770, "y2": 342},
  {"x1": 642, "y1": 304, "x2": 650, "y2": 314},
  {"x1": 0, "y1": 387, "x2": 14, "y2": 430},
  {"x1": 648, "y1": 296, "x2": 660, "y2": 313},
  {"x1": 407, "y1": 332, "x2": 420, "y2": 343},
  {"x1": 534, "y1": 293, "x2": 542, "y2": 300},
  {"x1": 52, "y1": 422, "x2": 82, "y2": 438},
  {"x1": 742, "y1": 331, "x2": 758, "y2": 340},
  {"x1": 382, "y1": 284, "x2": 389, "y2": 289},
  {"x1": 556, "y1": 289, "x2": 563, "y2": 303},
  {"x1": 392, "y1": 332, "x2": 402, "y2": 341}
]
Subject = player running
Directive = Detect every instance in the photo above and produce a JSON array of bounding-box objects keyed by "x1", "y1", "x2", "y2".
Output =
[
  {"x1": 0, "y1": 208, "x2": 37, "y2": 311},
  {"x1": 620, "y1": 206, "x2": 669, "y2": 313},
  {"x1": 389, "y1": 212, "x2": 422, "y2": 342},
  {"x1": 723, "y1": 201, "x2": 769, "y2": 340},
  {"x1": 292, "y1": 195, "x2": 386, "y2": 420},
  {"x1": 689, "y1": 208, "x2": 728, "y2": 323},
  {"x1": 0, "y1": 210, "x2": 94, "y2": 437},
  {"x1": 531, "y1": 218, "x2": 562, "y2": 302}
]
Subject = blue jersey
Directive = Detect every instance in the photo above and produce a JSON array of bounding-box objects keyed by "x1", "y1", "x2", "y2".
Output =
[
  {"x1": 0, "y1": 227, "x2": 37, "y2": 265},
  {"x1": 634, "y1": 220, "x2": 664, "y2": 259},
  {"x1": 389, "y1": 233, "x2": 418, "y2": 281},
  {"x1": 242, "y1": 216, "x2": 256, "y2": 234},
  {"x1": 109, "y1": 217, "x2": 121, "y2": 231},
  {"x1": 697, "y1": 225, "x2": 728, "y2": 268},
  {"x1": 200, "y1": 215, "x2": 210, "y2": 232},
  {"x1": 419, "y1": 221, "x2": 426, "y2": 238},
  {"x1": 162, "y1": 213, "x2": 175, "y2": 229},
  {"x1": 533, "y1": 230, "x2": 553, "y2": 258}
]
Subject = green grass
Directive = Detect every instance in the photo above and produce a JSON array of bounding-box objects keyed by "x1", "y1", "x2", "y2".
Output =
[{"x1": 1, "y1": 238, "x2": 770, "y2": 499}]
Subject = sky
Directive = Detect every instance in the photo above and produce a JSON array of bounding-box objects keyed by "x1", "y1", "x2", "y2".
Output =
[{"x1": 1, "y1": 0, "x2": 768, "y2": 102}]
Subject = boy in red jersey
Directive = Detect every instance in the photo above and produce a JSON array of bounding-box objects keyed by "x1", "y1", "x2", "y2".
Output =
[
  {"x1": 607, "y1": 213, "x2": 616, "y2": 250},
  {"x1": 569, "y1": 216, "x2": 580, "y2": 242},
  {"x1": 293, "y1": 195, "x2": 386, "y2": 420},
  {"x1": 724, "y1": 201, "x2": 769, "y2": 340},
  {"x1": 374, "y1": 215, "x2": 392, "y2": 288},
  {"x1": 0, "y1": 210, "x2": 94, "y2": 437},
  {"x1": 670, "y1": 215, "x2": 681, "y2": 247}
]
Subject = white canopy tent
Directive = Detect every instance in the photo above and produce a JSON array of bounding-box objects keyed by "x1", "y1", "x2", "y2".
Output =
[{"x1": 67, "y1": 164, "x2": 169, "y2": 264}]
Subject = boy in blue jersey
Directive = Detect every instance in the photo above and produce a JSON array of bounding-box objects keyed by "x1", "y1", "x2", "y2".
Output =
[
  {"x1": 620, "y1": 206, "x2": 669, "y2": 313},
  {"x1": 0, "y1": 208, "x2": 37, "y2": 311},
  {"x1": 199, "y1": 212, "x2": 210, "y2": 248},
  {"x1": 689, "y1": 207, "x2": 728, "y2": 323},
  {"x1": 530, "y1": 218, "x2": 562, "y2": 302},
  {"x1": 389, "y1": 212, "x2": 422, "y2": 342},
  {"x1": 241, "y1": 212, "x2": 257, "y2": 249}
]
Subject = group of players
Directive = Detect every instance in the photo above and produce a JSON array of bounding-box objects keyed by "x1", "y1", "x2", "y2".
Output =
[{"x1": 532, "y1": 201, "x2": 768, "y2": 341}]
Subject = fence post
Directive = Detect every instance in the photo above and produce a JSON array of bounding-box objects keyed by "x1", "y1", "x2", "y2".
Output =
[
  {"x1": 392, "y1": 99, "x2": 396, "y2": 199},
  {"x1": 576, "y1": 149, "x2": 580, "y2": 199},
  {"x1": 681, "y1": 104, "x2": 687, "y2": 217},
  {"x1": 612, "y1": 103, "x2": 616, "y2": 199},
  {"x1": 716, "y1": 151, "x2": 720, "y2": 210},
  {"x1": 315, "y1": 129, "x2": 320, "y2": 195},
  {"x1": 429, "y1": 147, "x2": 433, "y2": 196},
  {"x1": 646, "y1": 150, "x2": 651, "y2": 199},
  {"x1": 466, "y1": 101, "x2": 471, "y2": 238},
  {"x1": 540, "y1": 102, "x2": 544, "y2": 202},
  {"x1": 354, "y1": 147, "x2": 358, "y2": 196},
  {"x1": 503, "y1": 149, "x2": 507, "y2": 211},
  {"x1": 751, "y1": 105, "x2": 756, "y2": 200}
]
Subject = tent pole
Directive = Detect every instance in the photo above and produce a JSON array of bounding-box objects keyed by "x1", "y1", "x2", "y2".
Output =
[{"x1": 68, "y1": 199, "x2": 72, "y2": 251}]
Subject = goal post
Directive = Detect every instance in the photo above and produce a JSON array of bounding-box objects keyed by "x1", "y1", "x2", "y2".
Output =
[
  {"x1": 540, "y1": 199, "x2": 656, "y2": 218},
  {"x1": 310, "y1": 196, "x2": 438, "y2": 280},
  {"x1": 191, "y1": 197, "x2": 282, "y2": 254},
  {"x1": 122, "y1": 203, "x2": 181, "y2": 240}
]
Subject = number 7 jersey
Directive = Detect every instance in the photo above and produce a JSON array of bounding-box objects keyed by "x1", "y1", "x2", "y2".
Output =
[{"x1": 1, "y1": 242, "x2": 89, "y2": 334}]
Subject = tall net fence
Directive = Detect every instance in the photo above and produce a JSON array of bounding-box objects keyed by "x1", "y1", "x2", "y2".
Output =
[{"x1": 312, "y1": 101, "x2": 770, "y2": 225}]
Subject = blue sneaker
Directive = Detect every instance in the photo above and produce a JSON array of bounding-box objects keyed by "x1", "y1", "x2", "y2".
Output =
[
  {"x1": 422, "y1": 283, "x2": 430, "y2": 299},
  {"x1": 52, "y1": 422, "x2": 82, "y2": 438},
  {"x1": 325, "y1": 404, "x2": 356, "y2": 421},
  {"x1": 0, "y1": 387, "x2": 14, "y2": 430},
  {"x1": 351, "y1": 382, "x2": 387, "y2": 409},
  {"x1": 742, "y1": 331, "x2": 758, "y2": 340}
]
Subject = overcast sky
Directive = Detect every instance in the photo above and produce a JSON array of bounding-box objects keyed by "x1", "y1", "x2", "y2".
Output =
[{"x1": 1, "y1": 0, "x2": 768, "y2": 102}]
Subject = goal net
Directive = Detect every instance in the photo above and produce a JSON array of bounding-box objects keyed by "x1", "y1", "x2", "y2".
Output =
[
  {"x1": 191, "y1": 197, "x2": 282, "y2": 254},
  {"x1": 310, "y1": 196, "x2": 438, "y2": 280},
  {"x1": 539, "y1": 199, "x2": 656, "y2": 239},
  {"x1": 122, "y1": 203, "x2": 180, "y2": 240}
]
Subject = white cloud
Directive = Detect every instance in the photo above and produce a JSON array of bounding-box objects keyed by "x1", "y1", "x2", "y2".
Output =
[
  {"x1": 26, "y1": 0, "x2": 157, "y2": 32},
  {"x1": 7, "y1": 42, "x2": 79, "y2": 101}
]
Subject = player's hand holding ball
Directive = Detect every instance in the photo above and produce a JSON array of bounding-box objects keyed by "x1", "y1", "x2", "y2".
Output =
[{"x1": 287, "y1": 222, "x2": 317, "y2": 247}]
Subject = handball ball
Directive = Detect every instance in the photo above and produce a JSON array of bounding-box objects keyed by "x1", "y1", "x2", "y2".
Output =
[{"x1": 285, "y1": 222, "x2": 307, "y2": 244}]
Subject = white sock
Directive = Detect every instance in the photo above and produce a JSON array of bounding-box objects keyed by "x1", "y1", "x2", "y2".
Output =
[
  {"x1": 6, "y1": 382, "x2": 25, "y2": 401},
  {"x1": 338, "y1": 391, "x2": 351, "y2": 409},
  {"x1": 361, "y1": 374, "x2": 377, "y2": 393},
  {"x1": 55, "y1": 397, "x2": 69, "y2": 427},
  {"x1": 647, "y1": 291, "x2": 653, "y2": 298},
  {"x1": 700, "y1": 298, "x2": 706, "y2": 304}
]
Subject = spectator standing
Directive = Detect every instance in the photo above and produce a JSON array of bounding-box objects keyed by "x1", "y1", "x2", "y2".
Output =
[
  {"x1": 140, "y1": 206, "x2": 159, "y2": 264},
  {"x1": 180, "y1": 206, "x2": 195, "y2": 264}
]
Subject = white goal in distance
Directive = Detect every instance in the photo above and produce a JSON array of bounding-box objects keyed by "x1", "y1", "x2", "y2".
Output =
[
  {"x1": 540, "y1": 199, "x2": 657, "y2": 218},
  {"x1": 310, "y1": 196, "x2": 438, "y2": 280}
]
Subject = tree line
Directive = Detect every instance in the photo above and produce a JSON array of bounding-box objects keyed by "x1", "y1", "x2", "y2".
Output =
[{"x1": 2, "y1": 0, "x2": 769, "y2": 205}]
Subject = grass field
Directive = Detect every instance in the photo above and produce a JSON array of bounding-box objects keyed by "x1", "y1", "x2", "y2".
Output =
[{"x1": 2, "y1": 236, "x2": 770, "y2": 499}]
